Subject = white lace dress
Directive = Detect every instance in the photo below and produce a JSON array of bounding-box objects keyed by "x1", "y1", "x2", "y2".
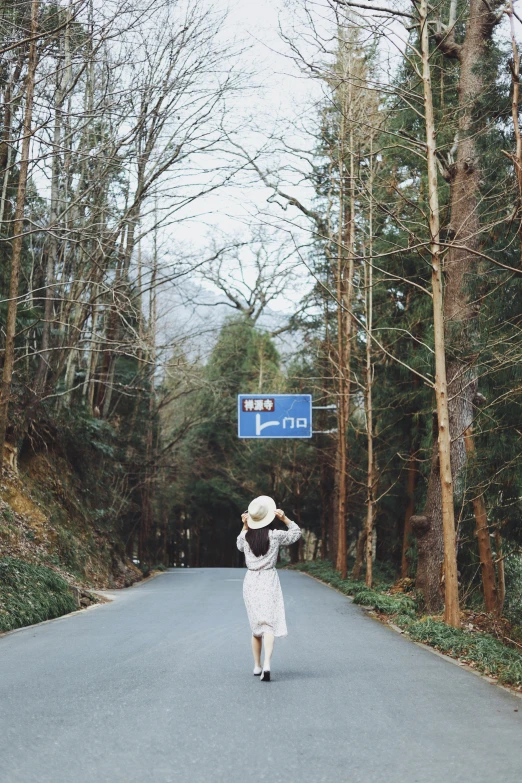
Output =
[{"x1": 236, "y1": 521, "x2": 301, "y2": 637}]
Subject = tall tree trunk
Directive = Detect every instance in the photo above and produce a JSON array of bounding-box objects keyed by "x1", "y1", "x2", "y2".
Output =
[
  {"x1": 95, "y1": 252, "x2": 124, "y2": 416},
  {"x1": 352, "y1": 140, "x2": 376, "y2": 585},
  {"x1": 319, "y1": 449, "x2": 332, "y2": 559},
  {"x1": 333, "y1": 82, "x2": 348, "y2": 577},
  {"x1": 464, "y1": 427, "x2": 499, "y2": 613},
  {"x1": 34, "y1": 24, "x2": 65, "y2": 395},
  {"x1": 0, "y1": 52, "x2": 23, "y2": 229},
  {"x1": 352, "y1": 529, "x2": 365, "y2": 580},
  {"x1": 495, "y1": 530, "x2": 505, "y2": 613},
  {"x1": 507, "y1": 2, "x2": 522, "y2": 210},
  {"x1": 335, "y1": 112, "x2": 356, "y2": 579},
  {"x1": 414, "y1": 0, "x2": 498, "y2": 621},
  {"x1": 0, "y1": 0, "x2": 39, "y2": 469},
  {"x1": 401, "y1": 449, "x2": 417, "y2": 578},
  {"x1": 139, "y1": 220, "x2": 158, "y2": 565},
  {"x1": 84, "y1": 301, "x2": 99, "y2": 410},
  {"x1": 363, "y1": 162, "x2": 375, "y2": 588},
  {"x1": 400, "y1": 349, "x2": 420, "y2": 579},
  {"x1": 0, "y1": 80, "x2": 14, "y2": 228},
  {"x1": 418, "y1": 0, "x2": 460, "y2": 625}
]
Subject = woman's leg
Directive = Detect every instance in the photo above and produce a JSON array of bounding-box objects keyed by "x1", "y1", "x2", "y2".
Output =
[
  {"x1": 263, "y1": 632, "x2": 274, "y2": 671},
  {"x1": 252, "y1": 634, "x2": 262, "y2": 671}
]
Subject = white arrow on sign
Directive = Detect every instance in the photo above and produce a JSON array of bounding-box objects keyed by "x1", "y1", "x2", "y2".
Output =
[{"x1": 255, "y1": 413, "x2": 279, "y2": 436}]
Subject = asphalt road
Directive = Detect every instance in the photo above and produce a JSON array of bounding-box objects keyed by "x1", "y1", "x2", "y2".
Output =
[{"x1": 1, "y1": 568, "x2": 521, "y2": 783}]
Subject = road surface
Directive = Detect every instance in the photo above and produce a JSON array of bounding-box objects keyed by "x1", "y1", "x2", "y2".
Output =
[{"x1": 1, "y1": 568, "x2": 521, "y2": 782}]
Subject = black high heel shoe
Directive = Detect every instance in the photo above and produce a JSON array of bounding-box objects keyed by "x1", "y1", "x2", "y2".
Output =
[{"x1": 260, "y1": 670, "x2": 271, "y2": 682}]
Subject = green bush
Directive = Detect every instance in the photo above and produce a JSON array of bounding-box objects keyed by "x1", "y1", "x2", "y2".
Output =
[
  {"x1": 352, "y1": 587, "x2": 416, "y2": 616},
  {"x1": 0, "y1": 557, "x2": 77, "y2": 632}
]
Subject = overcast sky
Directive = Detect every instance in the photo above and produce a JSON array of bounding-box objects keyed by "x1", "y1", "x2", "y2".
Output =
[{"x1": 166, "y1": 0, "x2": 322, "y2": 315}]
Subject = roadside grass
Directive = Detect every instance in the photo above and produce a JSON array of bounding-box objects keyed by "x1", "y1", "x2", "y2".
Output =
[
  {"x1": 0, "y1": 557, "x2": 78, "y2": 632},
  {"x1": 406, "y1": 618, "x2": 522, "y2": 687},
  {"x1": 291, "y1": 560, "x2": 364, "y2": 595},
  {"x1": 291, "y1": 560, "x2": 522, "y2": 689},
  {"x1": 138, "y1": 562, "x2": 168, "y2": 578}
]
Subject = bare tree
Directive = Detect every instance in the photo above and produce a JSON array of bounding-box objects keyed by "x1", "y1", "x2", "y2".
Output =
[
  {"x1": 0, "y1": 0, "x2": 39, "y2": 469},
  {"x1": 198, "y1": 230, "x2": 302, "y2": 333}
]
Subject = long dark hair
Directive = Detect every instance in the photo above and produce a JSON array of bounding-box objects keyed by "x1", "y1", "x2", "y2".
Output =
[{"x1": 245, "y1": 520, "x2": 281, "y2": 557}]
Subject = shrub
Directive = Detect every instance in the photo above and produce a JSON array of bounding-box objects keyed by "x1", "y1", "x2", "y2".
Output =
[
  {"x1": 0, "y1": 557, "x2": 77, "y2": 632},
  {"x1": 352, "y1": 587, "x2": 416, "y2": 616}
]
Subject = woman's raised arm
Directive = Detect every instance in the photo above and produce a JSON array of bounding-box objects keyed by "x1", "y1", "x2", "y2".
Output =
[{"x1": 274, "y1": 510, "x2": 301, "y2": 546}]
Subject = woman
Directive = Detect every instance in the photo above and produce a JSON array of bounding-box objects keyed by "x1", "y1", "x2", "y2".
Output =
[{"x1": 236, "y1": 495, "x2": 301, "y2": 682}]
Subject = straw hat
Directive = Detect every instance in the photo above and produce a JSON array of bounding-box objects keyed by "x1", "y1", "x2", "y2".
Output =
[{"x1": 246, "y1": 495, "x2": 277, "y2": 529}]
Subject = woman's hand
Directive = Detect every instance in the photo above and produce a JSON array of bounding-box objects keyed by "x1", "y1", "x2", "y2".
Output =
[
  {"x1": 241, "y1": 512, "x2": 249, "y2": 530},
  {"x1": 275, "y1": 508, "x2": 290, "y2": 525}
]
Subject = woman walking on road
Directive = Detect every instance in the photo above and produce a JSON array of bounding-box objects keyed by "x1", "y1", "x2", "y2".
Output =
[{"x1": 237, "y1": 495, "x2": 301, "y2": 682}]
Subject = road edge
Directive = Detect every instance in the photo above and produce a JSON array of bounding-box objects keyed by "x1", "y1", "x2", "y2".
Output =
[
  {"x1": 0, "y1": 568, "x2": 167, "y2": 640},
  {"x1": 295, "y1": 569, "x2": 522, "y2": 702}
]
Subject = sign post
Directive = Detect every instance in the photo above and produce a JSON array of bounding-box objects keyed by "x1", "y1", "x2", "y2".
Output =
[{"x1": 237, "y1": 394, "x2": 312, "y2": 439}]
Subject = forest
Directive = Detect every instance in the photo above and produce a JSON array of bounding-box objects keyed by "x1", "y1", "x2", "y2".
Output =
[{"x1": 2, "y1": 0, "x2": 522, "y2": 652}]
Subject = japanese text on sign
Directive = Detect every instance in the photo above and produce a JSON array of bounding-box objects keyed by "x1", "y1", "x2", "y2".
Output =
[{"x1": 241, "y1": 398, "x2": 275, "y2": 412}]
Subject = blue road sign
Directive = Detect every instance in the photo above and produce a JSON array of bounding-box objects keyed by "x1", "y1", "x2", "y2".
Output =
[{"x1": 237, "y1": 394, "x2": 312, "y2": 438}]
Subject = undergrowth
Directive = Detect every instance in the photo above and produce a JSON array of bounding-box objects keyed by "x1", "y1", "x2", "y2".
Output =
[
  {"x1": 0, "y1": 557, "x2": 77, "y2": 632},
  {"x1": 406, "y1": 618, "x2": 522, "y2": 687},
  {"x1": 292, "y1": 560, "x2": 522, "y2": 688}
]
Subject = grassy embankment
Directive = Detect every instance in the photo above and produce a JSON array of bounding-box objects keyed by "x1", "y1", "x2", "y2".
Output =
[
  {"x1": 0, "y1": 557, "x2": 80, "y2": 632},
  {"x1": 292, "y1": 560, "x2": 522, "y2": 689},
  {"x1": 0, "y1": 437, "x2": 141, "y2": 632}
]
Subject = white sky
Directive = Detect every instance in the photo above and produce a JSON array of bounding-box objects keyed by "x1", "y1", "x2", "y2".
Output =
[
  {"x1": 163, "y1": 0, "x2": 323, "y2": 315},
  {"x1": 160, "y1": 0, "x2": 414, "y2": 319}
]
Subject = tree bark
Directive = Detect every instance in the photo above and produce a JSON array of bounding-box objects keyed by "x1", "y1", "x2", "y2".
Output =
[
  {"x1": 0, "y1": 0, "x2": 39, "y2": 470},
  {"x1": 34, "y1": 20, "x2": 67, "y2": 395},
  {"x1": 352, "y1": 145, "x2": 376, "y2": 584},
  {"x1": 139, "y1": 217, "x2": 158, "y2": 565},
  {"x1": 419, "y1": 0, "x2": 460, "y2": 625},
  {"x1": 334, "y1": 119, "x2": 356, "y2": 580},
  {"x1": 0, "y1": 49, "x2": 23, "y2": 228},
  {"x1": 495, "y1": 530, "x2": 505, "y2": 613},
  {"x1": 507, "y1": 2, "x2": 522, "y2": 209},
  {"x1": 411, "y1": 413, "x2": 444, "y2": 610},
  {"x1": 363, "y1": 144, "x2": 375, "y2": 588},
  {"x1": 352, "y1": 528, "x2": 365, "y2": 580},
  {"x1": 333, "y1": 84, "x2": 349, "y2": 578},
  {"x1": 401, "y1": 450, "x2": 417, "y2": 578},
  {"x1": 464, "y1": 427, "x2": 499, "y2": 613}
]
